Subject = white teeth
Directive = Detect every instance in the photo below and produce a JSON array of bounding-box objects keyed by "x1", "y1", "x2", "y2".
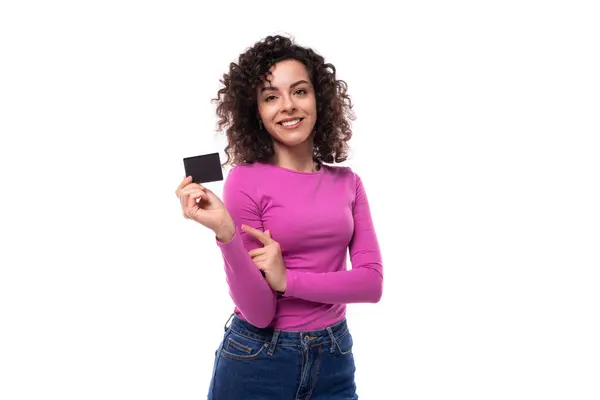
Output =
[{"x1": 281, "y1": 118, "x2": 301, "y2": 126}]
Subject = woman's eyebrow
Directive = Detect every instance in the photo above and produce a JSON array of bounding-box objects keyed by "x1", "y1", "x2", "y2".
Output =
[{"x1": 260, "y1": 80, "x2": 309, "y2": 93}]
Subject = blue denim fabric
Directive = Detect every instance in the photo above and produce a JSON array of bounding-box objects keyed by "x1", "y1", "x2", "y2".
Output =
[{"x1": 207, "y1": 314, "x2": 358, "y2": 399}]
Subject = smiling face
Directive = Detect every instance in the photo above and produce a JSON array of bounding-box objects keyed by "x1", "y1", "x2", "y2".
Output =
[{"x1": 256, "y1": 59, "x2": 317, "y2": 152}]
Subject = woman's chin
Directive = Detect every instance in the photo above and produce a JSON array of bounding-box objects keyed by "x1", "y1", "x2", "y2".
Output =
[{"x1": 273, "y1": 131, "x2": 312, "y2": 147}]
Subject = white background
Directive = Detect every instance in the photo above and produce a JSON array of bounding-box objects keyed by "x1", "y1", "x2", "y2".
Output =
[{"x1": 1, "y1": 1, "x2": 599, "y2": 399}]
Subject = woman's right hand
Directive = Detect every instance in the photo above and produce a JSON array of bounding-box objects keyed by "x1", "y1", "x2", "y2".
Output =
[{"x1": 175, "y1": 176, "x2": 235, "y2": 241}]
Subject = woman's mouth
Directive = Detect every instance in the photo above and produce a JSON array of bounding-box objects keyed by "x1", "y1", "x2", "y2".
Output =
[{"x1": 277, "y1": 118, "x2": 304, "y2": 129}]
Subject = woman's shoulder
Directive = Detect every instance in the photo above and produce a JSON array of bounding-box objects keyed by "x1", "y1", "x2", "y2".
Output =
[
  {"x1": 322, "y1": 163, "x2": 357, "y2": 180},
  {"x1": 226, "y1": 161, "x2": 358, "y2": 182},
  {"x1": 221, "y1": 162, "x2": 265, "y2": 204},
  {"x1": 225, "y1": 161, "x2": 264, "y2": 177},
  {"x1": 223, "y1": 161, "x2": 280, "y2": 192}
]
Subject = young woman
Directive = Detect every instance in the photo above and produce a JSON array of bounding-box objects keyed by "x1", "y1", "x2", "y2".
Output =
[{"x1": 175, "y1": 35, "x2": 383, "y2": 399}]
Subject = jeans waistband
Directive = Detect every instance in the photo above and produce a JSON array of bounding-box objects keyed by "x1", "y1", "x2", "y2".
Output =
[{"x1": 224, "y1": 313, "x2": 350, "y2": 348}]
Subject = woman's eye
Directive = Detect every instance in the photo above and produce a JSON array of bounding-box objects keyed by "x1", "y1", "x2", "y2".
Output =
[
  {"x1": 295, "y1": 89, "x2": 306, "y2": 95},
  {"x1": 265, "y1": 95, "x2": 276, "y2": 102}
]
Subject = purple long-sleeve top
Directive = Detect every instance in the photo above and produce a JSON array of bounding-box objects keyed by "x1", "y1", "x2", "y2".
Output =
[{"x1": 215, "y1": 161, "x2": 383, "y2": 330}]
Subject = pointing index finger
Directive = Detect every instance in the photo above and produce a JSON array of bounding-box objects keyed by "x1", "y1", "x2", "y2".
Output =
[{"x1": 241, "y1": 224, "x2": 273, "y2": 245}]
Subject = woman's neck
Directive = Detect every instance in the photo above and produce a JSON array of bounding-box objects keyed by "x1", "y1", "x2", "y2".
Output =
[{"x1": 271, "y1": 142, "x2": 318, "y2": 173}]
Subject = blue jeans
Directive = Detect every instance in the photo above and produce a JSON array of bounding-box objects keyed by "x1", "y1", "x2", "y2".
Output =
[{"x1": 207, "y1": 314, "x2": 359, "y2": 399}]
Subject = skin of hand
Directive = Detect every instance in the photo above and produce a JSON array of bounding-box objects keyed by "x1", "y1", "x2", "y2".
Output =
[
  {"x1": 243, "y1": 225, "x2": 287, "y2": 293},
  {"x1": 175, "y1": 176, "x2": 235, "y2": 242}
]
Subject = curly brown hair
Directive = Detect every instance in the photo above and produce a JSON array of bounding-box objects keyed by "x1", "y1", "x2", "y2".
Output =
[{"x1": 213, "y1": 35, "x2": 355, "y2": 168}]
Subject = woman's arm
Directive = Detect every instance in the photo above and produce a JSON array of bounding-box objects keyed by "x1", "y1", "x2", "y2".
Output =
[
  {"x1": 215, "y1": 167, "x2": 277, "y2": 327},
  {"x1": 281, "y1": 173, "x2": 383, "y2": 304}
]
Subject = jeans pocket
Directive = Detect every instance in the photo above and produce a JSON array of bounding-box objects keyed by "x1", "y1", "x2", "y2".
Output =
[
  {"x1": 220, "y1": 331, "x2": 269, "y2": 361},
  {"x1": 335, "y1": 330, "x2": 354, "y2": 356}
]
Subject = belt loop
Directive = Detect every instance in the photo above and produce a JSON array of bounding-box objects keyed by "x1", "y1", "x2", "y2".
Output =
[
  {"x1": 223, "y1": 313, "x2": 235, "y2": 332},
  {"x1": 267, "y1": 330, "x2": 280, "y2": 356},
  {"x1": 326, "y1": 327, "x2": 337, "y2": 354}
]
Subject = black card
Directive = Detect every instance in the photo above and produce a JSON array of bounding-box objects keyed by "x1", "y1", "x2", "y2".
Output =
[{"x1": 183, "y1": 153, "x2": 223, "y2": 184}]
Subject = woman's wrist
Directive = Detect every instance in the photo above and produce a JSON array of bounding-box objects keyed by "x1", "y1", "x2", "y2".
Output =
[{"x1": 214, "y1": 217, "x2": 235, "y2": 243}]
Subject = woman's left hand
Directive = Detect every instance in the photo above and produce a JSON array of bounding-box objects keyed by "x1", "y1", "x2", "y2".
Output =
[{"x1": 242, "y1": 225, "x2": 287, "y2": 293}]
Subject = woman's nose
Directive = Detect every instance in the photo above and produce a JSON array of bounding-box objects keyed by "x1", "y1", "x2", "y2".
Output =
[{"x1": 282, "y1": 95, "x2": 296, "y2": 112}]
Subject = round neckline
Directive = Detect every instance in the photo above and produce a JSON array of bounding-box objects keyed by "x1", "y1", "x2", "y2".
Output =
[{"x1": 258, "y1": 161, "x2": 326, "y2": 176}]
